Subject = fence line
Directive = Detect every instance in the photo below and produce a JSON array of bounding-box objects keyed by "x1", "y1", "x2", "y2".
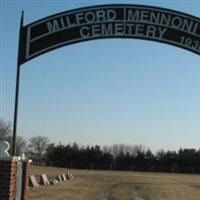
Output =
[{"x1": 46, "y1": 160, "x2": 200, "y2": 174}]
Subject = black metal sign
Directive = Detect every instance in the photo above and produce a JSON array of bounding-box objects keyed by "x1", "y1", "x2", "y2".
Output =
[{"x1": 19, "y1": 4, "x2": 200, "y2": 64}]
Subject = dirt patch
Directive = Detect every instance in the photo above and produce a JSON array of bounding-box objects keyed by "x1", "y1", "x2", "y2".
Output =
[
  {"x1": 133, "y1": 185, "x2": 149, "y2": 200},
  {"x1": 100, "y1": 191, "x2": 115, "y2": 200},
  {"x1": 133, "y1": 191, "x2": 144, "y2": 200}
]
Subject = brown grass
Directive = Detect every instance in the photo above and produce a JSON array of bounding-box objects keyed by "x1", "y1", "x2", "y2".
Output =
[{"x1": 29, "y1": 165, "x2": 200, "y2": 200}]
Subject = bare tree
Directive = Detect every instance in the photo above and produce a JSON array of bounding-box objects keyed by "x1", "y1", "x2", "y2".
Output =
[
  {"x1": 130, "y1": 144, "x2": 147, "y2": 156},
  {"x1": 0, "y1": 118, "x2": 11, "y2": 140},
  {"x1": 28, "y1": 136, "x2": 50, "y2": 162},
  {"x1": 103, "y1": 144, "x2": 147, "y2": 158},
  {"x1": 0, "y1": 118, "x2": 27, "y2": 156}
]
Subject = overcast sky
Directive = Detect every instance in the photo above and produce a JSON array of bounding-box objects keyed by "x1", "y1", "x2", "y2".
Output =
[{"x1": 1, "y1": 0, "x2": 200, "y2": 152}]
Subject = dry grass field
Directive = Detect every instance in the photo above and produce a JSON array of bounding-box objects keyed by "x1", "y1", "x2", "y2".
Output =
[{"x1": 29, "y1": 165, "x2": 200, "y2": 200}]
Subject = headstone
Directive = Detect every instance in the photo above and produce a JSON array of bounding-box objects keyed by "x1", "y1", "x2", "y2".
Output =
[
  {"x1": 61, "y1": 174, "x2": 67, "y2": 181},
  {"x1": 66, "y1": 171, "x2": 74, "y2": 180},
  {"x1": 29, "y1": 175, "x2": 39, "y2": 187},
  {"x1": 39, "y1": 174, "x2": 50, "y2": 185},
  {"x1": 50, "y1": 179, "x2": 59, "y2": 185},
  {"x1": 70, "y1": 174, "x2": 74, "y2": 179},
  {"x1": 57, "y1": 175, "x2": 62, "y2": 182},
  {"x1": 66, "y1": 171, "x2": 70, "y2": 179}
]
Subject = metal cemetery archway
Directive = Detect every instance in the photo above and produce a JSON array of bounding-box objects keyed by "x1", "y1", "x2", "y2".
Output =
[{"x1": 13, "y1": 4, "x2": 200, "y2": 155}]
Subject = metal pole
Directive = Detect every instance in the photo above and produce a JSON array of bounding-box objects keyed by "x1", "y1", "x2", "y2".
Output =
[{"x1": 12, "y1": 11, "x2": 24, "y2": 156}]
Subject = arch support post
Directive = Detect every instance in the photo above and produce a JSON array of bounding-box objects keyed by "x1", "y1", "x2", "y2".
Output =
[{"x1": 12, "y1": 11, "x2": 24, "y2": 156}]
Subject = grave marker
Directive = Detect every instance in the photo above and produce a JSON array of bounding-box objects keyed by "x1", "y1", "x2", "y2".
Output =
[
  {"x1": 39, "y1": 174, "x2": 50, "y2": 185},
  {"x1": 61, "y1": 174, "x2": 67, "y2": 181},
  {"x1": 57, "y1": 175, "x2": 63, "y2": 182},
  {"x1": 29, "y1": 175, "x2": 39, "y2": 187}
]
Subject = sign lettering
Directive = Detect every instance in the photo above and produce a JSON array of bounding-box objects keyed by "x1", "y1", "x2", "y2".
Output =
[{"x1": 19, "y1": 5, "x2": 200, "y2": 64}]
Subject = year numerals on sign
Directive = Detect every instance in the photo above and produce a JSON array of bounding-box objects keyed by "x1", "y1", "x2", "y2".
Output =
[{"x1": 180, "y1": 36, "x2": 200, "y2": 51}]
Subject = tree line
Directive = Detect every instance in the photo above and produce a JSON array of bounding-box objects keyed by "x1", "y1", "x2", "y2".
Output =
[
  {"x1": 45, "y1": 142, "x2": 200, "y2": 173},
  {"x1": 1, "y1": 118, "x2": 200, "y2": 173}
]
